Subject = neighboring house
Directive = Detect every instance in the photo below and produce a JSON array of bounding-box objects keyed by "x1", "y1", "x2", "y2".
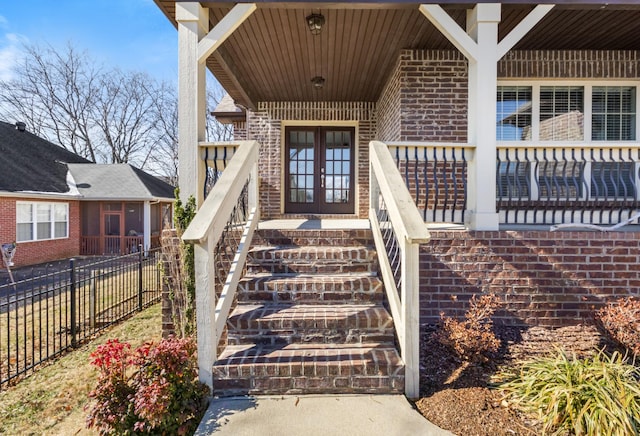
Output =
[
  {"x1": 0, "y1": 120, "x2": 174, "y2": 267},
  {"x1": 154, "y1": 1, "x2": 640, "y2": 396}
]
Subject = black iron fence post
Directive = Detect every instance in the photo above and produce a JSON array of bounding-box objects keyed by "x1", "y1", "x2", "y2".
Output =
[
  {"x1": 138, "y1": 245, "x2": 143, "y2": 311},
  {"x1": 69, "y1": 258, "x2": 77, "y2": 348}
]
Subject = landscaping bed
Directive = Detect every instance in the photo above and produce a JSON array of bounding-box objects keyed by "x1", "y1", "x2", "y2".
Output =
[{"x1": 415, "y1": 323, "x2": 618, "y2": 435}]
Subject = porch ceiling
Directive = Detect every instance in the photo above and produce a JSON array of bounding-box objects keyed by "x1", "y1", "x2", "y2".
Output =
[{"x1": 156, "y1": 2, "x2": 640, "y2": 109}]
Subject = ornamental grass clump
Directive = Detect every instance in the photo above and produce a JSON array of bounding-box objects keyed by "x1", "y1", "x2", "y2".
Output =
[
  {"x1": 496, "y1": 349, "x2": 640, "y2": 436},
  {"x1": 86, "y1": 337, "x2": 209, "y2": 435}
]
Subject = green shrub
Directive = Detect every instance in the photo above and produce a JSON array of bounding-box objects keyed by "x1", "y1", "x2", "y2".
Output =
[
  {"x1": 496, "y1": 349, "x2": 640, "y2": 436},
  {"x1": 434, "y1": 294, "x2": 501, "y2": 363},
  {"x1": 86, "y1": 337, "x2": 209, "y2": 435},
  {"x1": 596, "y1": 297, "x2": 640, "y2": 357}
]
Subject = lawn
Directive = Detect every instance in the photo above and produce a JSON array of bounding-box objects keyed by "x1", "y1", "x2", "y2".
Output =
[{"x1": 0, "y1": 303, "x2": 161, "y2": 435}]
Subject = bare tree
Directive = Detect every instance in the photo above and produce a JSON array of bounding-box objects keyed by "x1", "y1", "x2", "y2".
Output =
[
  {"x1": 148, "y1": 82, "x2": 179, "y2": 185},
  {"x1": 0, "y1": 43, "x2": 100, "y2": 161},
  {"x1": 94, "y1": 70, "x2": 159, "y2": 167},
  {"x1": 0, "y1": 41, "x2": 236, "y2": 184}
]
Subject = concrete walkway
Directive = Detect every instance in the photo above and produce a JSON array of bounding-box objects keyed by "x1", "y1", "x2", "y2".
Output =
[{"x1": 195, "y1": 394, "x2": 454, "y2": 436}]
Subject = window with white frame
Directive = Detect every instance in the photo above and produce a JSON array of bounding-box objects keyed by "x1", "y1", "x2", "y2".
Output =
[
  {"x1": 16, "y1": 202, "x2": 69, "y2": 242},
  {"x1": 496, "y1": 82, "x2": 639, "y2": 200}
]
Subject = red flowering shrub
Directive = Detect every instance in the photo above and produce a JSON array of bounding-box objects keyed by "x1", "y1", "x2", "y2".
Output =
[
  {"x1": 434, "y1": 294, "x2": 502, "y2": 363},
  {"x1": 596, "y1": 297, "x2": 640, "y2": 357},
  {"x1": 86, "y1": 337, "x2": 209, "y2": 435}
]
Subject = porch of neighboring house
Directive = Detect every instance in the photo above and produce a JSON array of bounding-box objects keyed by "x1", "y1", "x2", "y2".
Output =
[
  {"x1": 156, "y1": 0, "x2": 640, "y2": 399},
  {"x1": 80, "y1": 201, "x2": 172, "y2": 255}
]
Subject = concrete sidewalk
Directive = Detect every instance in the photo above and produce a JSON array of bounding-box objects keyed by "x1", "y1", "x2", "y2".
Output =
[{"x1": 195, "y1": 394, "x2": 454, "y2": 436}]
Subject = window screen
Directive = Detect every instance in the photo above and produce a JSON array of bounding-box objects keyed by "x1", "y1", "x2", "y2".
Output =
[{"x1": 539, "y1": 86, "x2": 584, "y2": 140}]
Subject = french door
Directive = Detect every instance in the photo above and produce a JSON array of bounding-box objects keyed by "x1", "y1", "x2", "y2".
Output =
[{"x1": 285, "y1": 127, "x2": 355, "y2": 214}]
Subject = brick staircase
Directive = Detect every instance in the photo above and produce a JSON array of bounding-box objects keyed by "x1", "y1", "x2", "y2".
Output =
[{"x1": 211, "y1": 225, "x2": 405, "y2": 396}]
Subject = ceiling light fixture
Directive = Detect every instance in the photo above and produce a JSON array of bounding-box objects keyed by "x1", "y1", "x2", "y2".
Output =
[
  {"x1": 306, "y1": 13, "x2": 325, "y2": 35},
  {"x1": 311, "y1": 76, "x2": 325, "y2": 89}
]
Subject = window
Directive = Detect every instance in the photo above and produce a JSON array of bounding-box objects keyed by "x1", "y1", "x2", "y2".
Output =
[
  {"x1": 592, "y1": 86, "x2": 636, "y2": 141},
  {"x1": 16, "y1": 202, "x2": 68, "y2": 242},
  {"x1": 539, "y1": 86, "x2": 584, "y2": 141},
  {"x1": 497, "y1": 86, "x2": 533, "y2": 141}
]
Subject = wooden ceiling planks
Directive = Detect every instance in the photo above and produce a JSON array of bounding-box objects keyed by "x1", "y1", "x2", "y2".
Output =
[{"x1": 155, "y1": 2, "x2": 640, "y2": 108}]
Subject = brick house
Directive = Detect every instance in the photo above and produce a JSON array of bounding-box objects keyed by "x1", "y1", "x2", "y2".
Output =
[
  {"x1": 154, "y1": 1, "x2": 640, "y2": 397},
  {"x1": 0, "y1": 120, "x2": 174, "y2": 267}
]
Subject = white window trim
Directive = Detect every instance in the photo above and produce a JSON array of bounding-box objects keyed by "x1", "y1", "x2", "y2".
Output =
[{"x1": 16, "y1": 201, "x2": 69, "y2": 243}]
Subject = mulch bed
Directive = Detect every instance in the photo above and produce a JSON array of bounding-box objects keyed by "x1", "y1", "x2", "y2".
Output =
[{"x1": 414, "y1": 323, "x2": 616, "y2": 435}]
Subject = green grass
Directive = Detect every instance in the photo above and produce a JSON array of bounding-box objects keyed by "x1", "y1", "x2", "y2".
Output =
[
  {"x1": 496, "y1": 349, "x2": 640, "y2": 436},
  {"x1": 0, "y1": 303, "x2": 162, "y2": 435}
]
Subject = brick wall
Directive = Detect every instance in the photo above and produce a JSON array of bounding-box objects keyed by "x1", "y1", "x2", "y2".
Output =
[
  {"x1": 0, "y1": 197, "x2": 81, "y2": 267},
  {"x1": 420, "y1": 230, "x2": 640, "y2": 328},
  {"x1": 499, "y1": 50, "x2": 640, "y2": 79},
  {"x1": 246, "y1": 102, "x2": 376, "y2": 219}
]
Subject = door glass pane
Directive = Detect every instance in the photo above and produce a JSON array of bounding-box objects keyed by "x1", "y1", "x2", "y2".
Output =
[
  {"x1": 288, "y1": 131, "x2": 314, "y2": 203},
  {"x1": 324, "y1": 130, "x2": 351, "y2": 204}
]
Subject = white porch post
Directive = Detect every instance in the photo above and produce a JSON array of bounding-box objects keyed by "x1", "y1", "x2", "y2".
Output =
[
  {"x1": 466, "y1": 4, "x2": 501, "y2": 230},
  {"x1": 143, "y1": 201, "x2": 151, "y2": 251},
  {"x1": 420, "y1": 3, "x2": 553, "y2": 230},
  {"x1": 177, "y1": 3, "x2": 208, "y2": 205}
]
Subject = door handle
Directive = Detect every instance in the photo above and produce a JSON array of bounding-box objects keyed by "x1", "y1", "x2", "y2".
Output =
[{"x1": 321, "y1": 167, "x2": 325, "y2": 188}]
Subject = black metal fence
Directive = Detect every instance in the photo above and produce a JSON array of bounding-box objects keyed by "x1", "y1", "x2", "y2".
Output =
[{"x1": 0, "y1": 247, "x2": 162, "y2": 388}]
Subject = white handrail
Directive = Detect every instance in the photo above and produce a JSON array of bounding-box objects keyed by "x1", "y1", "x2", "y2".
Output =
[
  {"x1": 369, "y1": 140, "x2": 430, "y2": 400},
  {"x1": 182, "y1": 140, "x2": 260, "y2": 389}
]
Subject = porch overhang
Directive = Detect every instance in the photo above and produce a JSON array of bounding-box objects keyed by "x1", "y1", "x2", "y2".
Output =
[{"x1": 156, "y1": 1, "x2": 640, "y2": 109}]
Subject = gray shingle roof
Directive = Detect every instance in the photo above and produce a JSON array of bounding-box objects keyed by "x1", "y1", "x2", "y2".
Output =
[
  {"x1": 0, "y1": 120, "x2": 175, "y2": 200},
  {"x1": 0, "y1": 120, "x2": 90, "y2": 193},
  {"x1": 67, "y1": 164, "x2": 175, "y2": 200}
]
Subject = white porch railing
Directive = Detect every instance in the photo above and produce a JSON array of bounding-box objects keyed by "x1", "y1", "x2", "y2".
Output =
[
  {"x1": 369, "y1": 140, "x2": 430, "y2": 400},
  {"x1": 182, "y1": 140, "x2": 260, "y2": 389}
]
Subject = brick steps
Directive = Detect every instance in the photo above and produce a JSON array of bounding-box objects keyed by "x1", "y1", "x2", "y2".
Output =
[
  {"x1": 247, "y1": 245, "x2": 378, "y2": 274},
  {"x1": 213, "y1": 343, "x2": 405, "y2": 396},
  {"x1": 227, "y1": 303, "x2": 395, "y2": 345},
  {"x1": 238, "y1": 273, "x2": 384, "y2": 304},
  {"x1": 211, "y1": 225, "x2": 404, "y2": 397}
]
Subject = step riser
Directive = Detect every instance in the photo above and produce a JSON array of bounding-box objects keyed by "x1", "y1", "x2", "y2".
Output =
[
  {"x1": 237, "y1": 290, "x2": 384, "y2": 304},
  {"x1": 213, "y1": 375, "x2": 405, "y2": 396},
  {"x1": 227, "y1": 331, "x2": 396, "y2": 346},
  {"x1": 246, "y1": 262, "x2": 377, "y2": 274},
  {"x1": 254, "y1": 230, "x2": 374, "y2": 247}
]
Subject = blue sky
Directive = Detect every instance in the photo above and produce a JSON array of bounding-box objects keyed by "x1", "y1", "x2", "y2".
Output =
[{"x1": 0, "y1": 0, "x2": 178, "y2": 82}]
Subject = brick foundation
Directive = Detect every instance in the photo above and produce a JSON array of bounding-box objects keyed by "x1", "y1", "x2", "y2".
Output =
[{"x1": 420, "y1": 230, "x2": 640, "y2": 328}]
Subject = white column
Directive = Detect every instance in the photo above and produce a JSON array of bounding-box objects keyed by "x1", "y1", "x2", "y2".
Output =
[
  {"x1": 143, "y1": 201, "x2": 151, "y2": 251},
  {"x1": 466, "y1": 4, "x2": 501, "y2": 230},
  {"x1": 177, "y1": 3, "x2": 208, "y2": 205}
]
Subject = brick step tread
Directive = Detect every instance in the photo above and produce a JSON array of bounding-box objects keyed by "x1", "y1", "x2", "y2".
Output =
[
  {"x1": 249, "y1": 245, "x2": 377, "y2": 262},
  {"x1": 254, "y1": 229, "x2": 374, "y2": 247},
  {"x1": 227, "y1": 303, "x2": 395, "y2": 345},
  {"x1": 238, "y1": 274, "x2": 384, "y2": 303},
  {"x1": 214, "y1": 343, "x2": 405, "y2": 379}
]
